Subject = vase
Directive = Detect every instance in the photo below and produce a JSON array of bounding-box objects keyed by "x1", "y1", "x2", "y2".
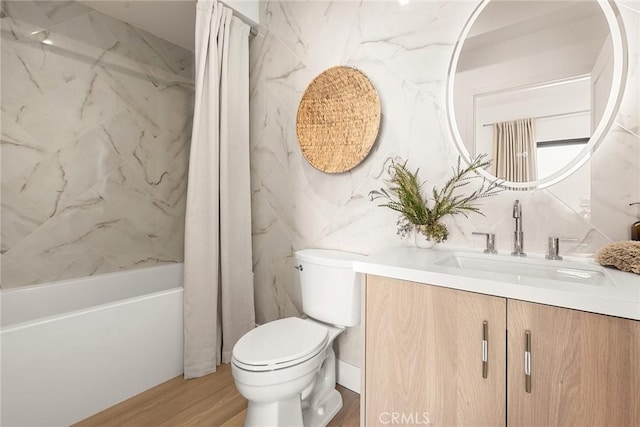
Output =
[
  {"x1": 415, "y1": 222, "x2": 449, "y2": 245},
  {"x1": 414, "y1": 232, "x2": 437, "y2": 249}
]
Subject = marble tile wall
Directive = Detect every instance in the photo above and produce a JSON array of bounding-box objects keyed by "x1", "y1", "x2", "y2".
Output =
[
  {"x1": 249, "y1": 0, "x2": 640, "y2": 367},
  {"x1": 1, "y1": 1, "x2": 194, "y2": 288}
]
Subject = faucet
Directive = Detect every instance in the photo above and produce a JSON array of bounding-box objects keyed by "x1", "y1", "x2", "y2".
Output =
[
  {"x1": 472, "y1": 232, "x2": 497, "y2": 254},
  {"x1": 512, "y1": 200, "x2": 526, "y2": 257},
  {"x1": 546, "y1": 236, "x2": 579, "y2": 260}
]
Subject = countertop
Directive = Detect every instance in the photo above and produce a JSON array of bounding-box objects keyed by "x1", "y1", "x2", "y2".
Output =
[{"x1": 353, "y1": 246, "x2": 640, "y2": 321}]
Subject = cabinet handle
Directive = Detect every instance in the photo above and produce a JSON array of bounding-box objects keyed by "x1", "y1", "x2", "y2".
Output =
[
  {"x1": 482, "y1": 321, "x2": 488, "y2": 379},
  {"x1": 524, "y1": 330, "x2": 531, "y2": 393}
]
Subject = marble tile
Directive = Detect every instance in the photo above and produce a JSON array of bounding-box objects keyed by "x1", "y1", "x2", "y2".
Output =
[
  {"x1": 99, "y1": 66, "x2": 161, "y2": 128},
  {"x1": 261, "y1": 1, "x2": 363, "y2": 75},
  {"x1": 15, "y1": 10, "x2": 121, "y2": 94},
  {"x1": 545, "y1": 161, "x2": 593, "y2": 222},
  {"x1": 0, "y1": 1, "x2": 53, "y2": 42},
  {"x1": 0, "y1": 41, "x2": 49, "y2": 114},
  {"x1": 101, "y1": 110, "x2": 189, "y2": 212},
  {"x1": 254, "y1": 88, "x2": 296, "y2": 171},
  {"x1": 1, "y1": 1, "x2": 193, "y2": 289},
  {"x1": 0, "y1": 255, "x2": 44, "y2": 289},
  {"x1": 590, "y1": 126, "x2": 640, "y2": 242},
  {"x1": 312, "y1": 198, "x2": 404, "y2": 255},
  {"x1": 250, "y1": 30, "x2": 316, "y2": 116},
  {"x1": 359, "y1": 0, "x2": 479, "y2": 102},
  {"x1": 158, "y1": 85, "x2": 195, "y2": 138},
  {"x1": 33, "y1": 1, "x2": 92, "y2": 24},
  {"x1": 0, "y1": 115, "x2": 51, "y2": 182},
  {"x1": 5, "y1": 127, "x2": 121, "y2": 218},
  {"x1": 518, "y1": 190, "x2": 611, "y2": 257},
  {"x1": 2, "y1": 191, "x2": 119, "y2": 281},
  {"x1": 90, "y1": 216, "x2": 177, "y2": 270},
  {"x1": 52, "y1": 252, "x2": 120, "y2": 282},
  {"x1": 347, "y1": 45, "x2": 456, "y2": 170},
  {"x1": 1, "y1": 185, "x2": 48, "y2": 254},
  {"x1": 261, "y1": 161, "x2": 330, "y2": 249},
  {"x1": 252, "y1": 217, "x2": 302, "y2": 324},
  {"x1": 152, "y1": 212, "x2": 186, "y2": 262},
  {"x1": 251, "y1": 185, "x2": 279, "y2": 256},
  {"x1": 249, "y1": 30, "x2": 267, "y2": 102},
  {"x1": 96, "y1": 164, "x2": 182, "y2": 243},
  {"x1": 95, "y1": 11, "x2": 194, "y2": 86},
  {"x1": 13, "y1": 68, "x2": 125, "y2": 152}
]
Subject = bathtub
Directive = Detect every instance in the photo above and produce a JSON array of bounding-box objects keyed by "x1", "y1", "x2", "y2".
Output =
[{"x1": 1, "y1": 264, "x2": 184, "y2": 426}]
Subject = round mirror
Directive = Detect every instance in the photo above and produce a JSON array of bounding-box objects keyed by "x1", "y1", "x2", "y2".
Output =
[{"x1": 447, "y1": 0, "x2": 627, "y2": 190}]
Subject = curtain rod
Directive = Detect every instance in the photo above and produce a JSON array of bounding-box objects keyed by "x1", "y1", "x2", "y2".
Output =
[{"x1": 482, "y1": 109, "x2": 590, "y2": 127}]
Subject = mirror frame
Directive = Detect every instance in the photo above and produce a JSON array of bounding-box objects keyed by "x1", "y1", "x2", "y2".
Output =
[{"x1": 446, "y1": 0, "x2": 628, "y2": 190}]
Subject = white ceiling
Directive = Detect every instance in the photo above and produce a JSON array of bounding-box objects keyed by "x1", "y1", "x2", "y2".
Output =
[{"x1": 78, "y1": 0, "x2": 197, "y2": 51}]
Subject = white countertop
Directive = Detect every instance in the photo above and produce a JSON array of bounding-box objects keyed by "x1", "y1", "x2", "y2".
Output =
[{"x1": 353, "y1": 246, "x2": 640, "y2": 321}]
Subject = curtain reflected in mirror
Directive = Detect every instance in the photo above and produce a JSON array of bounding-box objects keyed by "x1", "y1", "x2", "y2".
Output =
[
  {"x1": 492, "y1": 118, "x2": 537, "y2": 182},
  {"x1": 476, "y1": 77, "x2": 594, "y2": 183}
]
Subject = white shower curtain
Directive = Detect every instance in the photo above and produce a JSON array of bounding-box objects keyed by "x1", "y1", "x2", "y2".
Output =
[
  {"x1": 183, "y1": 0, "x2": 255, "y2": 379},
  {"x1": 492, "y1": 118, "x2": 538, "y2": 182}
]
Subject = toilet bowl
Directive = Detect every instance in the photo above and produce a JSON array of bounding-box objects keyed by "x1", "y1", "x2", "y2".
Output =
[
  {"x1": 231, "y1": 249, "x2": 366, "y2": 427},
  {"x1": 232, "y1": 317, "x2": 344, "y2": 426}
]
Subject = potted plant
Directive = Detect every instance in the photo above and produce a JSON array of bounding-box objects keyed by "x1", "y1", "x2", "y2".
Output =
[{"x1": 369, "y1": 154, "x2": 502, "y2": 244}]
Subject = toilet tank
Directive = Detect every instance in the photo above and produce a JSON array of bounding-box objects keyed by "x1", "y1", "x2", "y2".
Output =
[{"x1": 295, "y1": 249, "x2": 367, "y2": 327}]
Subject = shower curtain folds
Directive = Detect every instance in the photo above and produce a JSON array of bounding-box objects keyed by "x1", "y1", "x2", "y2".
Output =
[{"x1": 183, "y1": 0, "x2": 254, "y2": 379}]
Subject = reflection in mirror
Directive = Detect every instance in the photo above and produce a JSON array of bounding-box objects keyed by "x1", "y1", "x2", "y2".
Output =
[{"x1": 448, "y1": 0, "x2": 626, "y2": 190}]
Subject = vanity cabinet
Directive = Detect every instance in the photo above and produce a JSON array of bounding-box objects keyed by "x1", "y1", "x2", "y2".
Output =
[
  {"x1": 363, "y1": 275, "x2": 507, "y2": 426},
  {"x1": 507, "y1": 300, "x2": 640, "y2": 427},
  {"x1": 363, "y1": 275, "x2": 640, "y2": 427}
]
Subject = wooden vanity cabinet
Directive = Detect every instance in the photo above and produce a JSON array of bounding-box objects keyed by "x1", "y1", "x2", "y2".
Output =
[
  {"x1": 363, "y1": 275, "x2": 507, "y2": 426},
  {"x1": 363, "y1": 275, "x2": 640, "y2": 427},
  {"x1": 507, "y1": 300, "x2": 640, "y2": 427}
]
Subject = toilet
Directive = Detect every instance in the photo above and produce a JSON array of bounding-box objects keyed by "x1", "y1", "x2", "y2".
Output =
[{"x1": 231, "y1": 249, "x2": 366, "y2": 427}]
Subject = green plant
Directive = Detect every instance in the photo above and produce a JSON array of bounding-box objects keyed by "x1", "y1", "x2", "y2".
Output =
[{"x1": 369, "y1": 154, "x2": 502, "y2": 243}]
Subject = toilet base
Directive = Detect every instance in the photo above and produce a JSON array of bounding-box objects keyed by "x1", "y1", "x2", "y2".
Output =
[
  {"x1": 245, "y1": 394, "x2": 303, "y2": 427},
  {"x1": 302, "y1": 389, "x2": 343, "y2": 427}
]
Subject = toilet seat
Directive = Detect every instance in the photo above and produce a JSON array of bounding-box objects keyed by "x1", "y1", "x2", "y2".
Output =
[{"x1": 232, "y1": 317, "x2": 328, "y2": 372}]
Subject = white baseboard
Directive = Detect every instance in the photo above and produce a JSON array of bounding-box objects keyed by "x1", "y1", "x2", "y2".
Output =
[{"x1": 336, "y1": 359, "x2": 361, "y2": 394}]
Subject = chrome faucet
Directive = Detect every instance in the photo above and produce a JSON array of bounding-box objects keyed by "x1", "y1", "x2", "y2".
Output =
[
  {"x1": 512, "y1": 200, "x2": 526, "y2": 256},
  {"x1": 472, "y1": 232, "x2": 497, "y2": 254}
]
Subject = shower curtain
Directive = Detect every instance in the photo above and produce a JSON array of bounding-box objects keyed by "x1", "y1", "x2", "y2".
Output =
[
  {"x1": 492, "y1": 118, "x2": 538, "y2": 182},
  {"x1": 183, "y1": 0, "x2": 255, "y2": 379}
]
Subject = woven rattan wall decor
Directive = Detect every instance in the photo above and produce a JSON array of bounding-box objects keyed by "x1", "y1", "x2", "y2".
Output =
[{"x1": 296, "y1": 66, "x2": 381, "y2": 173}]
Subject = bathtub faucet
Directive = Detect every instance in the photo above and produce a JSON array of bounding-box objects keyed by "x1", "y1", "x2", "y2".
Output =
[{"x1": 512, "y1": 199, "x2": 526, "y2": 257}]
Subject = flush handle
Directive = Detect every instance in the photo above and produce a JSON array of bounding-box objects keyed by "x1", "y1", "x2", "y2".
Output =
[
  {"x1": 482, "y1": 321, "x2": 488, "y2": 379},
  {"x1": 525, "y1": 330, "x2": 532, "y2": 393}
]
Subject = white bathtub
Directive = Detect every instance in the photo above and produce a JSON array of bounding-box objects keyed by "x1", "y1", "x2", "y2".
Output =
[{"x1": 1, "y1": 264, "x2": 184, "y2": 426}]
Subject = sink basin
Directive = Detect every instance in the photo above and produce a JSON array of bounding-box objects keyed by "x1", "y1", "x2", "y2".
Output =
[{"x1": 435, "y1": 252, "x2": 611, "y2": 287}]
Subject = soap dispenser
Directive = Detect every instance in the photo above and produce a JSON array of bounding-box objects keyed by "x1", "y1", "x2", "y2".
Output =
[{"x1": 631, "y1": 202, "x2": 640, "y2": 241}]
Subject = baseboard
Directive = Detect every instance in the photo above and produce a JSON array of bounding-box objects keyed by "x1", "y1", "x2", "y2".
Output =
[{"x1": 336, "y1": 359, "x2": 361, "y2": 394}]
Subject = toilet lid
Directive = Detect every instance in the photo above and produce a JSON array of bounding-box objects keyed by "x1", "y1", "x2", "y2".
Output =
[{"x1": 232, "y1": 318, "x2": 328, "y2": 371}]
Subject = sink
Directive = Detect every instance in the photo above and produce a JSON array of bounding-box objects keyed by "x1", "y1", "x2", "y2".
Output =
[{"x1": 435, "y1": 252, "x2": 611, "y2": 287}]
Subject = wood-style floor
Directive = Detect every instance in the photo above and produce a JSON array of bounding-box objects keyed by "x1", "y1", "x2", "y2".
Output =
[{"x1": 75, "y1": 363, "x2": 360, "y2": 427}]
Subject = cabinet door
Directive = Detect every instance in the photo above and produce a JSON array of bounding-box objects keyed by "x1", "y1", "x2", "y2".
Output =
[
  {"x1": 507, "y1": 300, "x2": 640, "y2": 427},
  {"x1": 364, "y1": 275, "x2": 506, "y2": 426}
]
